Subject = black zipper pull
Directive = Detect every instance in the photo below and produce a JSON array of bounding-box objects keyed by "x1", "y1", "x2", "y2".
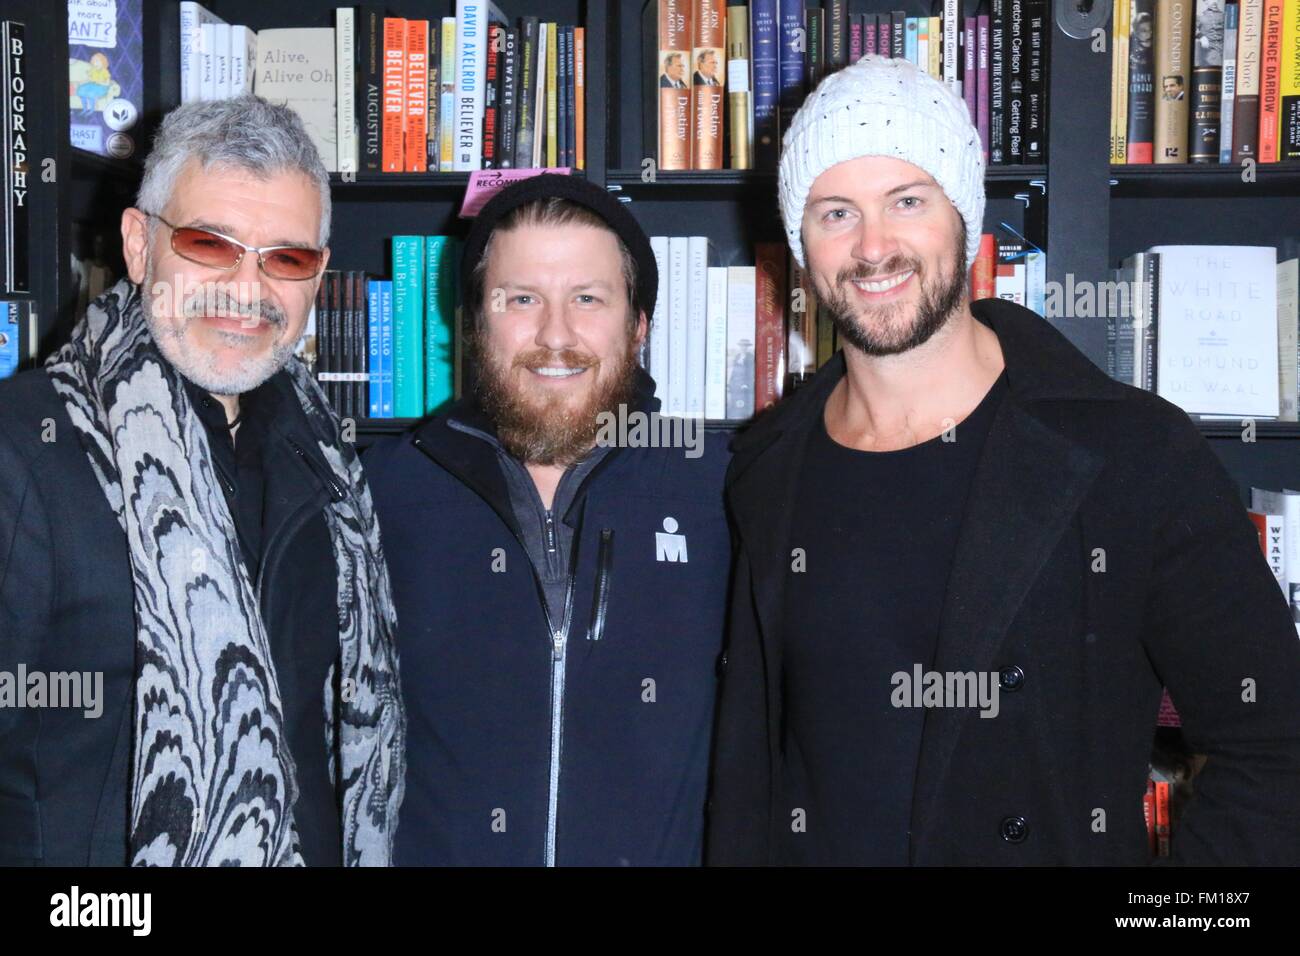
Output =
[{"x1": 545, "y1": 510, "x2": 557, "y2": 553}]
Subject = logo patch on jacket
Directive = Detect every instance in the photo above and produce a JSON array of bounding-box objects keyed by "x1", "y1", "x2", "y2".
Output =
[{"x1": 655, "y1": 517, "x2": 688, "y2": 563}]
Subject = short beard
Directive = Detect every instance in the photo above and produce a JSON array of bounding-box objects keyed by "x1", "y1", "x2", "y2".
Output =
[
  {"x1": 815, "y1": 227, "x2": 968, "y2": 357},
  {"x1": 141, "y1": 255, "x2": 296, "y2": 396},
  {"x1": 470, "y1": 322, "x2": 641, "y2": 467}
]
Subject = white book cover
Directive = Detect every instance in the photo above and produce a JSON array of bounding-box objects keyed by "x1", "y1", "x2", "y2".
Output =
[
  {"x1": 1278, "y1": 258, "x2": 1298, "y2": 421},
  {"x1": 1152, "y1": 245, "x2": 1279, "y2": 418},
  {"x1": 667, "y1": 237, "x2": 690, "y2": 417},
  {"x1": 1026, "y1": 249, "x2": 1046, "y2": 317},
  {"x1": 255, "y1": 28, "x2": 339, "y2": 172},
  {"x1": 439, "y1": 18, "x2": 457, "y2": 172},
  {"x1": 230, "y1": 26, "x2": 257, "y2": 96},
  {"x1": 705, "y1": 266, "x2": 728, "y2": 420},
  {"x1": 1252, "y1": 488, "x2": 1300, "y2": 634},
  {"x1": 335, "y1": 9, "x2": 357, "y2": 173},
  {"x1": 649, "y1": 236, "x2": 670, "y2": 405},
  {"x1": 944, "y1": 0, "x2": 960, "y2": 92},
  {"x1": 685, "y1": 237, "x2": 711, "y2": 418},
  {"x1": 200, "y1": 22, "x2": 217, "y2": 100},
  {"x1": 532, "y1": 22, "x2": 548, "y2": 168},
  {"x1": 180, "y1": 2, "x2": 225, "y2": 104},
  {"x1": 1248, "y1": 510, "x2": 1287, "y2": 593},
  {"x1": 725, "y1": 265, "x2": 756, "y2": 420},
  {"x1": 454, "y1": 1, "x2": 507, "y2": 170},
  {"x1": 214, "y1": 23, "x2": 232, "y2": 98}
]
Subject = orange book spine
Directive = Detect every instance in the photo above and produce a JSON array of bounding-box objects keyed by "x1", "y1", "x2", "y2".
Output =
[
  {"x1": 658, "y1": 0, "x2": 693, "y2": 169},
  {"x1": 1259, "y1": 0, "x2": 1284, "y2": 162},
  {"x1": 691, "y1": 0, "x2": 725, "y2": 169},
  {"x1": 574, "y1": 27, "x2": 585, "y2": 170},
  {"x1": 1153, "y1": 780, "x2": 1172, "y2": 857},
  {"x1": 970, "y1": 233, "x2": 996, "y2": 300},
  {"x1": 382, "y1": 18, "x2": 407, "y2": 172},
  {"x1": 754, "y1": 242, "x2": 787, "y2": 411},
  {"x1": 405, "y1": 20, "x2": 429, "y2": 172},
  {"x1": 1142, "y1": 777, "x2": 1157, "y2": 855}
]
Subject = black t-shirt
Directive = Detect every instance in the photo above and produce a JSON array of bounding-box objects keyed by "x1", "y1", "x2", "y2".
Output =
[
  {"x1": 186, "y1": 378, "x2": 341, "y2": 866},
  {"x1": 778, "y1": 371, "x2": 1007, "y2": 865}
]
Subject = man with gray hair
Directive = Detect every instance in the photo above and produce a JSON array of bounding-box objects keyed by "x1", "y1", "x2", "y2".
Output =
[{"x1": 0, "y1": 95, "x2": 405, "y2": 866}]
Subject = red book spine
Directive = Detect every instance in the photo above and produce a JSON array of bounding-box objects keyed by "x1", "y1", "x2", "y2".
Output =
[
  {"x1": 382, "y1": 18, "x2": 407, "y2": 172},
  {"x1": 754, "y1": 242, "x2": 787, "y2": 411},
  {"x1": 1142, "y1": 777, "x2": 1157, "y2": 855},
  {"x1": 970, "y1": 232, "x2": 996, "y2": 299},
  {"x1": 483, "y1": 24, "x2": 502, "y2": 167},
  {"x1": 404, "y1": 20, "x2": 429, "y2": 172},
  {"x1": 1153, "y1": 780, "x2": 1171, "y2": 857}
]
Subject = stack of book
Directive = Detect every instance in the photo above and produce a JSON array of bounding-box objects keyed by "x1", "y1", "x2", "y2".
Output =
[
  {"x1": 179, "y1": 3, "x2": 585, "y2": 174},
  {"x1": 1105, "y1": 245, "x2": 1298, "y2": 421},
  {"x1": 652, "y1": 0, "x2": 1048, "y2": 172},
  {"x1": 1111, "y1": 0, "x2": 1300, "y2": 164}
]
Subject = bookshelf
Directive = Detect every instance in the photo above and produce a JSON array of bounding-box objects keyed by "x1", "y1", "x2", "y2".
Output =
[{"x1": 9, "y1": 0, "x2": 1300, "y2": 497}]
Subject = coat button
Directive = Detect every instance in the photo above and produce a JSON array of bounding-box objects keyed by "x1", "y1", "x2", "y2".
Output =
[
  {"x1": 1000, "y1": 816, "x2": 1028, "y2": 843},
  {"x1": 716, "y1": 652, "x2": 729, "y2": 677},
  {"x1": 998, "y1": 665, "x2": 1025, "y2": 692}
]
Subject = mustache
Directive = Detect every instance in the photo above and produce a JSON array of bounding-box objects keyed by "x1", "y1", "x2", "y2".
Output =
[
  {"x1": 512, "y1": 348, "x2": 599, "y2": 371},
  {"x1": 837, "y1": 257, "x2": 921, "y2": 283},
  {"x1": 182, "y1": 286, "x2": 288, "y2": 328}
]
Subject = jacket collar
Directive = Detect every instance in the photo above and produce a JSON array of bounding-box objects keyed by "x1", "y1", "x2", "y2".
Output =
[{"x1": 724, "y1": 298, "x2": 1116, "y2": 863}]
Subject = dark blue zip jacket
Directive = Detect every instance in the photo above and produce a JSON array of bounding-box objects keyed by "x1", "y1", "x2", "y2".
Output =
[{"x1": 364, "y1": 368, "x2": 732, "y2": 865}]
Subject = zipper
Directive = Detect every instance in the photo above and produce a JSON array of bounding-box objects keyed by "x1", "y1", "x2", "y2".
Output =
[
  {"x1": 411, "y1": 430, "x2": 580, "y2": 867},
  {"x1": 286, "y1": 437, "x2": 347, "y2": 504},
  {"x1": 587, "y1": 529, "x2": 615, "y2": 642}
]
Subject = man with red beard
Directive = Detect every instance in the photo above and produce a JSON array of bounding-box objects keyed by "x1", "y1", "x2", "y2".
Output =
[
  {"x1": 365, "y1": 175, "x2": 732, "y2": 865},
  {"x1": 705, "y1": 56, "x2": 1300, "y2": 865}
]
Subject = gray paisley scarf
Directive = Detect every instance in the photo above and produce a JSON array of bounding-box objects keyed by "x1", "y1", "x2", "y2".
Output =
[{"x1": 45, "y1": 278, "x2": 405, "y2": 866}]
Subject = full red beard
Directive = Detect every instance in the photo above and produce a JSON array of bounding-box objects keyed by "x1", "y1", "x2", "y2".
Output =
[{"x1": 470, "y1": 329, "x2": 641, "y2": 466}]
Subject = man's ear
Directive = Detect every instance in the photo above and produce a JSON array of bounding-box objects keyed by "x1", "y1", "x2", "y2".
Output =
[
  {"x1": 121, "y1": 207, "x2": 150, "y2": 285},
  {"x1": 634, "y1": 309, "x2": 649, "y2": 348}
]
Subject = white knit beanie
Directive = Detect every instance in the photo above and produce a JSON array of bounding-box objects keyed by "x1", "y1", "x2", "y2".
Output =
[{"x1": 778, "y1": 54, "x2": 985, "y2": 272}]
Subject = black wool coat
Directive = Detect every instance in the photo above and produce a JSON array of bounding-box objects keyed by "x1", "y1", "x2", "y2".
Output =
[{"x1": 705, "y1": 297, "x2": 1300, "y2": 866}]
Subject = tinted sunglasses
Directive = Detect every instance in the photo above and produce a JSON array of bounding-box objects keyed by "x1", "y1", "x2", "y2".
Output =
[{"x1": 147, "y1": 213, "x2": 325, "y2": 281}]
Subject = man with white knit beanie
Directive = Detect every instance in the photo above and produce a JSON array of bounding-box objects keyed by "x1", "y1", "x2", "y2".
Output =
[{"x1": 705, "y1": 55, "x2": 1300, "y2": 866}]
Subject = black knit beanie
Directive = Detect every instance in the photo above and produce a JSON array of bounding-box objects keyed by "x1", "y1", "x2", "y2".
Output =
[{"x1": 460, "y1": 173, "x2": 658, "y2": 323}]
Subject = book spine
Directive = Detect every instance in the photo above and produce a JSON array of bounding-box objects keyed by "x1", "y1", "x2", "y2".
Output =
[
  {"x1": 786, "y1": 254, "x2": 816, "y2": 386},
  {"x1": 405, "y1": 21, "x2": 429, "y2": 172},
  {"x1": 1233, "y1": 0, "x2": 1264, "y2": 161},
  {"x1": 754, "y1": 243, "x2": 786, "y2": 411},
  {"x1": 1154, "y1": 0, "x2": 1192, "y2": 162},
  {"x1": 1281, "y1": 0, "x2": 1300, "y2": 159},
  {"x1": 2, "y1": 21, "x2": 28, "y2": 293},
  {"x1": 849, "y1": 16, "x2": 863, "y2": 64},
  {"x1": 533, "y1": 21, "x2": 547, "y2": 167},
  {"x1": 380, "y1": 280, "x2": 394, "y2": 417},
  {"x1": 1258, "y1": 0, "x2": 1283, "y2": 161},
  {"x1": 865, "y1": 14, "x2": 879, "y2": 57},
  {"x1": 200, "y1": 22, "x2": 216, "y2": 100},
  {"x1": 1189, "y1": 0, "x2": 1224, "y2": 163},
  {"x1": 428, "y1": 53, "x2": 440, "y2": 170},
  {"x1": 313, "y1": 277, "x2": 329, "y2": 401},
  {"x1": 725, "y1": 265, "x2": 756, "y2": 419},
  {"x1": 179, "y1": 3, "x2": 201, "y2": 103},
  {"x1": 1143, "y1": 252, "x2": 1159, "y2": 391},
  {"x1": 977, "y1": 14, "x2": 990, "y2": 162},
  {"x1": 382, "y1": 18, "x2": 406, "y2": 172},
  {"x1": 1026, "y1": 0, "x2": 1046, "y2": 160},
  {"x1": 751, "y1": 0, "x2": 780, "y2": 168},
  {"x1": 454, "y1": 0, "x2": 488, "y2": 170},
  {"x1": 575, "y1": 27, "x2": 585, "y2": 170},
  {"x1": 499, "y1": 28, "x2": 518, "y2": 167},
  {"x1": 990, "y1": 0, "x2": 1004, "y2": 163},
  {"x1": 827, "y1": 0, "x2": 847, "y2": 71},
  {"x1": 705, "y1": 266, "x2": 728, "y2": 420},
  {"x1": 440, "y1": 18, "x2": 457, "y2": 171},
  {"x1": 360, "y1": 7, "x2": 383, "y2": 172},
  {"x1": 546, "y1": 23, "x2": 559, "y2": 166},
  {"x1": 356, "y1": 271, "x2": 370, "y2": 415},
  {"x1": 686, "y1": 236, "x2": 710, "y2": 418},
  {"x1": 808, "y1": 8, "x2": 824, "y2": 90},
  {"x1": 425, "y1": 236, "x2": 456, "y2": 414},
  {"x1": 1008, "y1": 0, "x2": 1025, "y2": 163},
  {"x1": 727, "y1": 5, "x2": 752, "y2": 169},
  {"x1": 892, "y1": 10, "x2": 906, "y2": 59},
  {"x1": 337, "y1": 9, "x2": 357, "y2": 172},
  {"x1": 693, "y1": 0, "x2": 726, "y2": 169},
  {"x1": 944, "y1": 0, "x2": 960, "y2": 91},
  {"x1": 778, "y1": 0, "x2": 805, "y2": 138},
  {"x1": 483, "y1": 24, "x2": 502, "y2": 168},
  {"x1": 649, "y1": 236, "x2": 670, "y2": 405},
  {"x1": 329, "y1": 271, "x2": 343, "y2": 411},
  {"x1": 368, "y1": 279, "x2": 382, "y2": 417},
  {"x1": 558, "y1": 25, "x2": 569, "y2": 168},
  {"x1": 668, "y1": 236, "x2": 689, "y2": 415},
  {"x1": 213, "y1": 23, "x2": 230, "y2": 99},
  {"x1": 1220, "y1": 1, "x2": 1239, "y2": 161},
  {"x1": 1127, "y1": 0, "x2": 1156, "y2": 161},
  {"x1": 1112, "y1": 0, "x2": 1131, "y2": 163},
  {"x1": 345, "y1": 269, "x2": 359, "y2": 420},
  {"x1": 964, "y1": 16, "x2": 978, "y2": 128},
  {"x1": 392, "y1": 235, "x2": 426, "y2": 417},
  {"x1": 516, "y1": 17, "x2": 537, "y2": 168}
]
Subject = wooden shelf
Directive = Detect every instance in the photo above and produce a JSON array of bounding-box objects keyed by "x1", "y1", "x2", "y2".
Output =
[
  {"x1": 1193, "y1": 419, "x2": 1300, "y2": 439},
  {"x1": 328, "y1": 168, "x2": 586, "y2": 199},
  {"x1": 606, "y1": 165, "x2": 1048, "y2": 200}
]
